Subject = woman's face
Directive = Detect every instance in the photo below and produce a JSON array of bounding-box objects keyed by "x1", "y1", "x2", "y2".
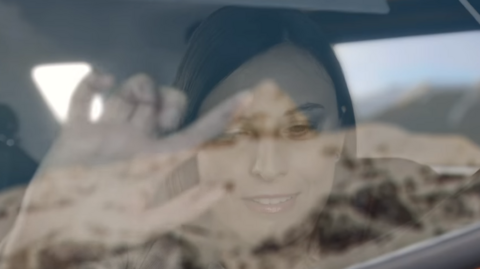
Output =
[{"x1": 197, "y1": 43, "x2": 344, "y2": 246}]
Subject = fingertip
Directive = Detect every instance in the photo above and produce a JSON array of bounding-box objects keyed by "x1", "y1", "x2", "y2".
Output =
[
  {"x1": 204, "y1": 183, "x2": 228, "y2": 201},
  {"x1": 237, "y1": 90, "x2": 254, "y2": 107},
  {"x1": 84, "y1": 72, "x2": 115, "y2": 92},
  {"x1": 161, "y1": 87, "x2": 187, "y2": 105},
  {"x1": 233, "y1": 90, "x2": 253, "y2": 117},
  {"x1": 158, "y1": 87, "x2": 187, "y2": 132},
  {"x1": 100, "y1": 74, "x2": 115, "y2": 89}
]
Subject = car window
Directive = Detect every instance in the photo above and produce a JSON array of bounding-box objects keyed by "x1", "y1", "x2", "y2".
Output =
[
  {"x1": 331, "y1": 30, "x2": 480, "y2": 267},
  {"x1": 335, "y1": 30, "x2": 480, "y2": 169}
]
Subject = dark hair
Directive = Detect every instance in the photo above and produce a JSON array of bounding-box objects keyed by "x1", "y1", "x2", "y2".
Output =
[{"x1": 174, "y1": 6, "x2": 355, "y2": 132}]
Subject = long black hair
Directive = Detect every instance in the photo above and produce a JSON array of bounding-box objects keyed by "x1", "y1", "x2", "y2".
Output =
[{"x1": 173, "y1": 6, "x2": 356, "y2": 134}]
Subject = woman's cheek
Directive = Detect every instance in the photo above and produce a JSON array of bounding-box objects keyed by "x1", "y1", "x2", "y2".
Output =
[
  {"x1": 197, "y1": 143, "x2": 249, "y2": 183},
  {"x1": 198, "y1": 150, "x2": 228, "y2": 183},
  {"x1": 288, "y1": 138, "x2": 338, "y2": 195}
]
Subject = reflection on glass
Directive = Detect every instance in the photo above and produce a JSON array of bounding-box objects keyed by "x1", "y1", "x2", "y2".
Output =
[{"x1": 32, "y1": 63, "x2": 103, "y2": 122}]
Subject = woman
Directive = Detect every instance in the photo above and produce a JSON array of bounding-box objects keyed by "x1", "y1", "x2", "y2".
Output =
[
  {"x1": 151, "y1": 7, "x2": 476, "y2": 269},
  {"x1": 171, "y1": 5, "x2": 359, "y2": 261},
  {"x1": 1, "y1": 6, "x2": 475, "y2": 269},
  {"x1": 154, "y1": 6, "x2": 408, "y2": 269}
]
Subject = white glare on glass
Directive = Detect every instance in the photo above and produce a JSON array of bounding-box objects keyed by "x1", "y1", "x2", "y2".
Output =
[
  {"x1": 32, "y1": 63, "x2": 103, "y2": 122},
  {"x1": 91, "y1": 94, "x2": 103, "y2": 122}
]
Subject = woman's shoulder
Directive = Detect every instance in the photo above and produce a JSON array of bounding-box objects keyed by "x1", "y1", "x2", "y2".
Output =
[
  {"x1": 314, "y1": 156, "x2": 480, "y2": 268},
  {"x1": 333, "y1": 156, "x2": 477, "y2": 229},
  {"x1": 334, "y1": 156, "x2": 474, "y2": 199}
]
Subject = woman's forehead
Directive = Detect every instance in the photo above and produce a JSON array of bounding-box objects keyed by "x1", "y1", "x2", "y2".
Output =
[{"x1": 199, "y1": 43, "x2": 338, "y2": 117}]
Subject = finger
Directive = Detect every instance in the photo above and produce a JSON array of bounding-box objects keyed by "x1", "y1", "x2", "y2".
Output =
[
  {"x1": 127, "y1": 90, "x2": 251, "y2": 190},
  {"x1": 140, "y1": 91, "x2": 251, "y2": 177},
  {"x1": 131, "y1": 104, "x2": 156, "y2": 133},
  {"x1": 155, "y1": 90, "x2": 252, "y2": 153},
  {"x1": 100, "y1": 95, "x2": 134, "y2": 123},
  {"x1": 142, "y1": 182, "x2": 230, "y2": 233},
  {"x1": 146, "y1": 156, "x2": 199, "y2": 207},
  {"x1": 68, "y1": 72, "x2": 113, "y2": 124},
  {"x1": 100, "y1": 74, "x2": 157, "y2": 128},
  {"x1": 157, "y1": 87, "x2": 187, "y2": 134},
  {"x1": 164, "y1": 156, "x2": 199, "y2": 200},
  {"x1": 127, "y1": 75, "x2": 157, "y2": 133}
]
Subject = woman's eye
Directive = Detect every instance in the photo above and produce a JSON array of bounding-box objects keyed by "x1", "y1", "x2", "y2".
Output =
[
  {"x1": 285, "y1": 124, "x2": 314, "y2": 139},
  {"x1": 219, "y1": 129, "x2": 252, "y2": 140},
  {"x1": 289, "y1": 125, "x2": 309, "y2": 134}
]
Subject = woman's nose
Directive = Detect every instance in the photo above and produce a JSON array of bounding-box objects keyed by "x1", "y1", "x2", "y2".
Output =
[{"x1": 251, "y1": 138, "x2": 287, "y2": 181}]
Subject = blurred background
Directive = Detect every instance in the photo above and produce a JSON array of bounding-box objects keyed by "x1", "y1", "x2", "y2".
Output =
[
  {"x1": 335, "y1": 31, "x2": 480, "y2": 167},
  {"x1": 0, "y1": 0, "x2": 479, "y2": 182}
]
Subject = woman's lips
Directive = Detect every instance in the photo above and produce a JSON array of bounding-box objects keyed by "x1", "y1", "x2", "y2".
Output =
[{"x1": 242, "y1": 194, "x2": 298, "y2": 214}]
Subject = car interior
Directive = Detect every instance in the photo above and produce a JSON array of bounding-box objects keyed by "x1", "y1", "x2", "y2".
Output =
[{"x1": 1, "y1": 0, "x2": 480, "y2": 268}]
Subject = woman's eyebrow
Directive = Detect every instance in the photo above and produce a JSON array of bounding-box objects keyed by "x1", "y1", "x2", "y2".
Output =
[
  {"x1": 285, "y1": 103, "x2": 326, "y2": 130},
  {"x1": 285, "y1": 102, "x2": 325, "y2": 116}
]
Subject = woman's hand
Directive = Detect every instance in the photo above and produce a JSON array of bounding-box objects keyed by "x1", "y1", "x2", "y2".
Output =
[{"x1": 1, "y1": 72, "x2": 249, "y2": 269}]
